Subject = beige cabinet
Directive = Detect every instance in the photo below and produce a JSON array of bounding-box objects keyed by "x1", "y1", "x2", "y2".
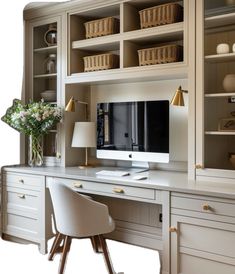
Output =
[
  {"x1": 25, "y1": 15, "x2": 62, "y2": 166},
  {"x1": 170, "y1": 193, "x2": 235, "y2": 274},
  {"x1": 1, "y1": 172, "x2": 53, "y2": 254},
  {"x1": 196, "y1": 0, "x2": 235, "y2": 181}
]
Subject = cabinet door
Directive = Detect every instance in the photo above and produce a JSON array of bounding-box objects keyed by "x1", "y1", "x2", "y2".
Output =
[
  {"x1": 170, "y1": 214, "x2": 235, "y2": 274},
  {"x1": 196, "y1": 0, "x2": 235, "y2": 181},
  {"x1": 27, "y1": 15, "x2": 62, "y2": 166}
]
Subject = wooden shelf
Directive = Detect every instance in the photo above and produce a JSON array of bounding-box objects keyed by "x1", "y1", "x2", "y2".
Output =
[
  {"x1": 205, "y1": 53, "x2": 235, "y2": 63},
  {"x1": 34, "y1": 45, "x2": 57, "y2": 53},
  {"x1": 205, "y1": 131, "x2": 235, "y2": 136},
  {"x1": 123, "y1": 22, "x2": 184, "y2": 43},
  {"x1": 34, "y1": 73, "x2": 57, "y2": 79},
  {"x1": 66, "y1": 62, "x2": 187, "y2": 84},
  {"x1": 205, "y1": 93, "x2": 235, "y2": 98},
  {"x1": 71, "y1": 22, "x2": 183, "y2": 50},
  {"x1": 205, "y1": 12, "x2": 235, "y2": 29},
  {"x1": 72, "y1": 34, "x2": 120, "y2": 50}
]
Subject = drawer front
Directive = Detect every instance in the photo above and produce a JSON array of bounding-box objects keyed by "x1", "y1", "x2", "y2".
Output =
[
  {"x1": 180, "y1": 221, "x2": 235, "y2": 259},
  {"x1": 171, "y1": 194, "x2": 235, "y2": 218},
  {"x1": 3, "y1": 212, "x2": 39, "y2": 240},
  {"x1": 3, "y1": 172, "x2": 43, "y2": 191},
  {"x1": 3, "y1": 186, "x2": 40, "y2": 217},
  {"x1": 180, "y1": 253, "x2": 235, "y2": 274},
  {"x1": 50, "y1": 177, "x2": 155, "y2": 200}
]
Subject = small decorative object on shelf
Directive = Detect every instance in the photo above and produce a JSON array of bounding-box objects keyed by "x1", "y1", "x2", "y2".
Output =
[
  {"x1": 139, "y1": 3, "x2": 183, "y2": 29},
  {"x1": 84, "y1": 17, "x2": 119, "y2": 39},
  {"x1": 216, "y1": 43, "x2": 229, "y2": 54},
  {"x1": 218, "y1": 112, "x2": 235, "y2": 131},
  {"x1": 229, "y1": 153, "x2": 235, "y2": 169},
  {"x1": 44, "y1": 24, "x2": 57, "y2": 46},
  {"x1": 138, "y1": 44, "x2": 183, "y2": 66},
  {"x1": 45, "y1": 53, "x2": 56, "y2": 74},
  {"x1": 83, "y1": 53, "x2": 119, "y2": 72},
  {"x1": 223, "y1": 74, "x2": 235, "y2": 92},
  {"x1": 1, "y1": 99, "x2": 62, "y2": 167},
  {"x1": 41, "y1": 90, "x2": 56, "y2": 102}
]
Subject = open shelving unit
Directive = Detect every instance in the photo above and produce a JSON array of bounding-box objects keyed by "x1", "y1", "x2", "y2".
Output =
[{"x1": 67, "y1": 0, "x2": 186, "y2": 81}]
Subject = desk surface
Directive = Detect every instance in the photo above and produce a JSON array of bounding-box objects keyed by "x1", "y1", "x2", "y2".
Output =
[{"x1": 3, "y1": 165, "x2": 235, "y2": 199}]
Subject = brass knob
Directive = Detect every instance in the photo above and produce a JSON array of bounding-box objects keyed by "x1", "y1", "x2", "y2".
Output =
[
  {"x1": 195, "y1": 164, "x2": 203, "y2": 169},
  {"x1": 202, "y1": 204, "x2": 210, "y2": 211},
  {"x1": 113, "y1": 188, "x2": 124, "y2": 194},
  {"x1": 169, "y1": 227, "x2": 177, "y2": 233},
  {"x1": 17, "y1": 194, "x2": 25, "y2": 199},
  {"x1": 74, "y1": 182, "x2": 83, "y2": 188},
  {"x1": 19, "y1": 179, "x2": 24, "y2": 183}
]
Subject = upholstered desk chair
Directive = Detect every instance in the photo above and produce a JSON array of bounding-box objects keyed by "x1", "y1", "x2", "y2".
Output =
[{"x1": 48, "y1": 182, "x2": 116, "y2": 274}]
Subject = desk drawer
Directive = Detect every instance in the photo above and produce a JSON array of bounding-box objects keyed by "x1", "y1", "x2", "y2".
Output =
[
  {"x1": 3, "y1": 172, "x2": 43, "y2": 191},
  {"x1": 3, "y1": 212, "x2": 39, "y2": 240},
  {"x1": 53, "y1": 177, "x2": 155, "y2": 200},
  {"x1": 3, "y1": 186, "x2": 39, "y2": 217},
  {"x1": 171, "y1": 193, "x2": 235, "y2": 218}
]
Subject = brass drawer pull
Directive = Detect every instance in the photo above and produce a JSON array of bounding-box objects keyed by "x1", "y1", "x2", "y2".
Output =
[
  {"x1": 113, "y1": 188, "x2": 124, "y2": 194},
  {"x1": 19, "y1": 179, "x2": 24, "y2": 183},
  {"x1": 74, "y1": 183, "x2": 83, "y2": 188},
  {"x1": 17, "y1": 194, "x2": 25, "y2": 199},
  {"x1": 169, "y1": 227, "x2": 177, "y2": 233},
  {"x1": 202, "y1": 204, "x2": 211, "y2": 211}
]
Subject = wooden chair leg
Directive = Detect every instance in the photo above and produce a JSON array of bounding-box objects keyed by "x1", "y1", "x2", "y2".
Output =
[
  {"x1": 48, "y1": 233, "x2": 64, "y2": 261},
  {"x1": 98, "y1": 235, "x2": 115, "y2": 274},
  {"x1": 58, "y1": 236, "x2": 72, "y2": 274},
  {"x1": 90, "y1": 236, "x2": 103, "y2": 253}
]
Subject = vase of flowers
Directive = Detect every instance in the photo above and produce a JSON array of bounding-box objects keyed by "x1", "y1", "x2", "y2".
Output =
[
  {"x1": 1, "y1": 99, "x2": 62, "y2": 167},
  {"x1": 28, "y1": 134, "x2": 44, "y2": 166}
]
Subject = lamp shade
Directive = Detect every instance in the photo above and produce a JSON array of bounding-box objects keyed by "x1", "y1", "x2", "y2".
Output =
[
  {"x1": 170, "y1": 86, "x2": 187, "y2": 106},
  {"x1": 65, "y1": 97, "x2": 75, "y2": 112},
  {"x1": 72, "y1": 122, "x2": 96, "y2": 148}
]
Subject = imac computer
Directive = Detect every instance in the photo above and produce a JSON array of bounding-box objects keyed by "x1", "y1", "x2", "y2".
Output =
[{"x1": 96, "y1": 100, "x2": 169, "y2": 172}]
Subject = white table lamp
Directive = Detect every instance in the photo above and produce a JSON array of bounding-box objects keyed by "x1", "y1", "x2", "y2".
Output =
[{"x1": 72, "y1": 122, "x2": 96, "y2": 168}]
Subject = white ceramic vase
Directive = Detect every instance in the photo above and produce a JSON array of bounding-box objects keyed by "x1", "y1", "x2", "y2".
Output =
[{"x1": 223, "y1": 74, "x2": 235, "y2": 92}]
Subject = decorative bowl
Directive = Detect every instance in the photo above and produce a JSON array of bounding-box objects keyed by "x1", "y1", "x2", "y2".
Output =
[{"x1": 41, "y1": 90, "x2": 56, "y2": 102}]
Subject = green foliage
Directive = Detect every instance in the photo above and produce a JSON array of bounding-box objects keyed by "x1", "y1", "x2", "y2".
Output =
[{"x1": 1, "y1": 99, "x2": 62, "y2": 137}]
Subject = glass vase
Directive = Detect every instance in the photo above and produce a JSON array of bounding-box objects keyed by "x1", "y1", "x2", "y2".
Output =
[{"x1": 28, "y1": 135, "x2": 43, "y2": 167}]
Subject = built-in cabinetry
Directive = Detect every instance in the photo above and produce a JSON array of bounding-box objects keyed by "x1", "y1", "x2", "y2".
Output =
[
  {"x1": 171, "y1": 192, "x2": 235, "y2": 274},
  {"x1": 1, "y1": 171, "x2": 53, "y2": 254},
  {"x1": 196, "y1": 0, "x2": 235, "y2": 181},
  {"x1": 27, "y1": 16, "x2": 62, "y2": 166},
  {"x1": 68, "y1": 0, "x2": 186, "y2": 79}
]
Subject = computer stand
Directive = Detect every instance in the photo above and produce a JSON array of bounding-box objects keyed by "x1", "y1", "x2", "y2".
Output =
[{"x1": 127, "y1": 161, "x2": 149, "y2": 173}]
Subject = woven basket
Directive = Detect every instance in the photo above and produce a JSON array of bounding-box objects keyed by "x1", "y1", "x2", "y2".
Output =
[
  {"x1": 138, "y1": 45, "x2": 183, "y2": 66},
  {"x1": 83, "y1": 53, "x2": 119, "y2": 72},
  {"x1": 139, "y1": 3, "x2": 183, "y2": 29},
  {"x1": 84, "y1": 17, "x2": 119, "y2": 39}
]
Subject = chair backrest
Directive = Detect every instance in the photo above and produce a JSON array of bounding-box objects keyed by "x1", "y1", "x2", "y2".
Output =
[{"x1": 48, "y1": 182, "x2": 115, "y2": 238}]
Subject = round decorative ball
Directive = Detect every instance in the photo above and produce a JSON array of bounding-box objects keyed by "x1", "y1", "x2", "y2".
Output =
[
  {"x1": 216, "y1": 43, "x2": 229, "y2": 54},
  {"x1": 223, "y1": 74, "x2": 235, "y2": 92},
  {"x1": 44, "y1": 24, "x2": 57, "y2": 47}
]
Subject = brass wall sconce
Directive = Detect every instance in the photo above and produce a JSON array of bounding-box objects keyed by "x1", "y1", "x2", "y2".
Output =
[
  {"x1": 171, "y1": 86, "x2": 188, "y2": 106},
  {"x1": 65, "y1": 96, "x2": 88, "y2": 119}
]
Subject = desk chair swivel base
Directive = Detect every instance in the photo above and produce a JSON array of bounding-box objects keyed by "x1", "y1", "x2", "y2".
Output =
[{"x1": 48, "y1": 233, "x2": 115, "y2": 274}]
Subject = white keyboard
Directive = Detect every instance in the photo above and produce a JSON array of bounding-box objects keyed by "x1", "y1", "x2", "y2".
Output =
[{"x1": 96, "y1": 170, "x2": 130, "y2": 177}]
